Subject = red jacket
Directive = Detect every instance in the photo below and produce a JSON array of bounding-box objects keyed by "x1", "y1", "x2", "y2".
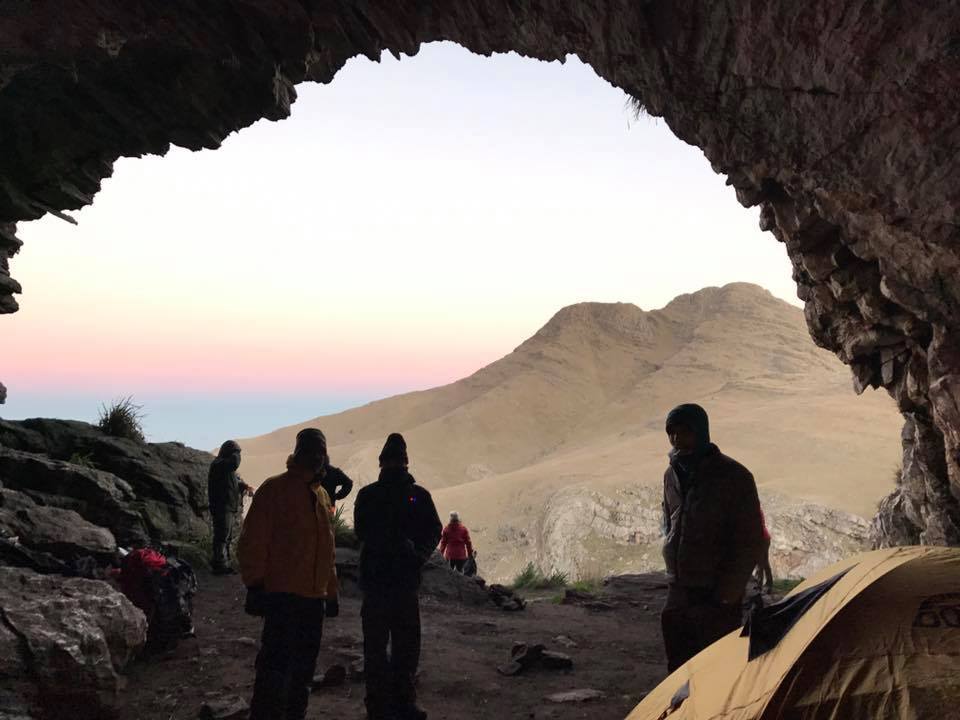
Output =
[{"x1": 439, "y1": 522, "x2": 473, "y2": 561}]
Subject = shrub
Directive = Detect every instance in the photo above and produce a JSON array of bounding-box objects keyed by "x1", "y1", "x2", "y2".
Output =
[
  {"x1": 97, "y1": 396, "x2": 146, "y2": 442},
  {"x1": 68, "y1": 451, "x2": 96, "y2": 468},
  {"x1": 511, "y1": 562, "x2": 568, "y2": 590},
  {"x1": 333, "y1": 505, "x2": 358, "y2": 548}
]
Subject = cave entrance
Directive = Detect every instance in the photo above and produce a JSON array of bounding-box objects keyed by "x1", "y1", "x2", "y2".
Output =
[{"x1": 1, "y1": 3, "x2": 958, "y2": 549}]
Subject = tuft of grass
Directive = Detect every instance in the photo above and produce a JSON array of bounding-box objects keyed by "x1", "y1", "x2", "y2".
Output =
[
  {"x1": 511, "y1": 562, "x2": 568, "y2": 590},
  {"x1": 570, "y1": 577, "x2": 603, "y2": 594},
  {"x1": 626, "y1": 95, "x2": 649, "y2": 119},
  {"x1": 772, "y1": 577, "x2": 804, "y2": 595},
  {"x1": 68, "y1": 451, "x2": 96, "y2": 468},
  {"x1": 97, "y1": 396, "x2": 146, "y2": 442},
  {"x1": 333, "y1": 505, "x2": 358, "y2": 548}
]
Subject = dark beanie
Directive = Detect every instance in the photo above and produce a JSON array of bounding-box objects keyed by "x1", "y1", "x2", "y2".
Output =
[
  {"x1": 217, "y1": 440, "x2": 241, "y2": 458},
  {"x1": 665, "y1": 403, "x2": 711, "y2": 452},
  {"x1": 379, "y1": 432, "x2": 408, "y2": 465},
  {"x1": 294, "y1": 428, "x2": 327, "y2": 456}
]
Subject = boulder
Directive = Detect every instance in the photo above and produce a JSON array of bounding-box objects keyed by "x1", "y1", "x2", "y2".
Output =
[
  {"x1": 0, "y1": 487, "x2": 116, "y2": 563},
  {"x1": 0, "y1": 448, "x2": 148, "y2": 547},
  {"x1": 420, "y1": 553, "x2": 491, "y2": 606},
  {"x1": 0, "y1": 418, "x2": 214, "y2": 546},
  {"x1": 0, "y1": 567, "x2": 147, "y2": 719}
]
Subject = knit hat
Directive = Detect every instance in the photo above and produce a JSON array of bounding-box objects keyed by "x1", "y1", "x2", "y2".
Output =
[
  {"x1": 665, "y1": 403, "x2": 711, "y2": 454},
  {"x1": 378, "y1": 432, "x2": 408, "y2": 465},
  {"x1": 217, "y1": 440, "x2": 241, "y2": 458},
  {"x1": 294, "y1": 428, "x2": 327, "y2": 457}
]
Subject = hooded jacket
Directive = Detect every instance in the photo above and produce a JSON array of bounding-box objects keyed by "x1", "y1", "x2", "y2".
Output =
[
  {"x1": 237, "y1": 463, "x2": 338, "y2": 599},
  {"x1": 439, "y1": 521, "x2": 473, "y2": 561},
  {"x1": 661, "y1": 404, "x2": 765, "y2": 602},
  {"x1": 353, "y1": 467, "x2": 442, "y2": 592},
  {"x1": 208, "y1": 441, "x2": 244, "y2": 514}
]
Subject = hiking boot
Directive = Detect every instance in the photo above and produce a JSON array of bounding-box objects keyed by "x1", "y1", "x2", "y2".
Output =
[{"x1": 395, "y1": 705, "x2": 427, "y2": 720}]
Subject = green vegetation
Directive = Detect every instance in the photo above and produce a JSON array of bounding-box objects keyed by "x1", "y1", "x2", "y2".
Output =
[
  {"x1": 570, "y1": 577, "x2": 604, "y2": 594},
  {"x1": 772, "y1": 577, "x2": 804, "y2": 595},
  {"x1": 67, "y1": 451, "x2": 96, "y2": 468},
  {"x1": 97, "y1": 396, "x2": 146, "y2": 442},
  {"x1": 511, "y1": 562, "x2": 569, "y2": 590},
  {"x1": 333, "y1": 505, "x2": 358, "y2": 548}
]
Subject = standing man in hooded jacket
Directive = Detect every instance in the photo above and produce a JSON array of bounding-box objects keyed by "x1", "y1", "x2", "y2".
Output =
[
  {"x1": 207, "y1": 440, "x2": 252, "y2": 575},
  {"x1": 354, "y1": 433, "x2": 442, "y2": 720},
  {"x1": 238, "y1": 428, "x2": 338, "y2": 720},
  {"x1": 660, "y1": 403, "x2": 765, "y2": 672}
]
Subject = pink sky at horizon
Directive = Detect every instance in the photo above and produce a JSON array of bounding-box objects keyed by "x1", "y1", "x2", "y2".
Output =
[{"x1": 5, "y1": 44, "x2": 799, "y2": 421}]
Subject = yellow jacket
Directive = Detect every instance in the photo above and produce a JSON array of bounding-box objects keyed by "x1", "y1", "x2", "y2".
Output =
[{"x1": 238, "y1": 464, "x2": 338, "y2": 599}]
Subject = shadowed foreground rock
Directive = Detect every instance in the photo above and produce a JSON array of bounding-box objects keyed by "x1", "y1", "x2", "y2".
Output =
[
  {"x1": 0, "y1": 485, "x2": 117, "y2": 563},
  {"x1": 0, "y1": 567, "x2": 147, "y2": 720}
]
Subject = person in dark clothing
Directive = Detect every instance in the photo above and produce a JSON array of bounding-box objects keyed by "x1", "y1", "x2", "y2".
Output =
[
  {"x1": 319, "y1": 462, "x2": 354, "y2": 509},
  {"x1": 659, "y1": 403, "x2": 765, "y2": 673},
  {"x1": 354, "y1": 433, "x2": 442, "y2": 720},
  {"x1": 207, "y1": 440, "x2": 252, "y2": 575}
]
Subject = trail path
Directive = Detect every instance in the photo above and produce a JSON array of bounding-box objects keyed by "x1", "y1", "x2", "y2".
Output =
[{"x1": 119, "y1": 571, "x2": 668, "y2": 720}]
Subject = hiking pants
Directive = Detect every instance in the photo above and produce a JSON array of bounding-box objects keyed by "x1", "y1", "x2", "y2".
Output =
[
  {"x1": 250, "y1": 593, "x2": 325, "y2": 720},
  {"x1": 362, "y1": 588, "x2": 421, "y2": 716},
  {"x1": 661, "y1": 584, "x2": 742, "y2": 672},
  {"x1": 449, "y1": 558, "x2": 466, "y2": 573},
  {"x1": 210, "y1": 508, "x2": 234, "y2": 569}
]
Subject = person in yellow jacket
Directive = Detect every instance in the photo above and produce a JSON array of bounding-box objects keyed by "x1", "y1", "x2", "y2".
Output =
[{"x1": 238, "y1": 427, "x2": 338, "y2": 720}]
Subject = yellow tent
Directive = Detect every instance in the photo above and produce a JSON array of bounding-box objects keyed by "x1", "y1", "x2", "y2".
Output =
[{"x1": 627, "y1": 547, "x2": 960, "y2": 720}]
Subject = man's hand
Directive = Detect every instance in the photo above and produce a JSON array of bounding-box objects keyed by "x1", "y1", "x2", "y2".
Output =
[{"x1": 325, "y1": 597, "x2": 340, "y2": 618}]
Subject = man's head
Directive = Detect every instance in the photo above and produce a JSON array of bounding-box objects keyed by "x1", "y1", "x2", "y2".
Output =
[
  {"x1": 378, "y1": 432, "x2": 408, "y2": 469},
  {"x1": 665, "y1": 404, "x2": 711, "y2": 456},
  {"x1": 293, "y1": 428, "x2": 327, "y2": 474},
  {"x1": 218, "y1": 440, "x2": 241, "y2": 459}
]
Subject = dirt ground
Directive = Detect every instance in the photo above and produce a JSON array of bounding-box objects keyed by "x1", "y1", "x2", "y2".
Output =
[{"x1": 118, "y1": 571, "x2": 670, "y2": 720}]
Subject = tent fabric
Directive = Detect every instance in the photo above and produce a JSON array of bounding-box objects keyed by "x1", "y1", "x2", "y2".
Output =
[
  {"x1": 740, "y1": 569, "x2": 849, "y2": 661},
  {"x1": 626, "y1": 547, "x2": 960, "y2": 720}
]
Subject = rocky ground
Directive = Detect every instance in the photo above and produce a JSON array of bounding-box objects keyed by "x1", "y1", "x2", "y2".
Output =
[{"x1": 118, "y1": 571, "x2": 670, "y2": 720}]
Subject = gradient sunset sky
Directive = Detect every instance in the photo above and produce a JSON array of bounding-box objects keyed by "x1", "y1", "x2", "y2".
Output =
[{"x1": 3, "y1": 43, "x2": 797, "y2": 447}]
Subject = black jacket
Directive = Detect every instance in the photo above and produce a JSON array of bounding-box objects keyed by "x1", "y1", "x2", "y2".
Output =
[
  {"x1": 320, "y1": 465, "x2": 354, "y2": 505},
  {"x1": 208, "y1": 455, "x2": 243, "y2": 514},
  {"x1": 662, "y1": 445, "x2": 765, "y2": 601},
  {"x1": 353, "y1": 468, "x2": 442, "y2": 592}
]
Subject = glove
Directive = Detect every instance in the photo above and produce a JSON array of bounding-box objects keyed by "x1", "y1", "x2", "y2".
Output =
[
  {"x1": 244, "y1": 585, "x2": 267, "y2": 617},
  {"x1": 325, "y1": 597, "x2": 340, "y2": 618}
]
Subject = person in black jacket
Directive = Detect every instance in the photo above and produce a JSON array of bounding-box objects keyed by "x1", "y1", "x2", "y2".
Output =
[
  {"x1": 208, "y1": 440, "x2": 252, "y2": 575},
  {"x1": 285, "y1": 430, "x2": 354, "y2": 510},
  {"x1": 319, "y1": 461, "x2": 353, "y2": 509},
  {"x1": 660, "y1": 404, "x2": 765, "y2": 672},
  {"x1": 354, "y1": 433, "x2": 442, "y2": 720}
]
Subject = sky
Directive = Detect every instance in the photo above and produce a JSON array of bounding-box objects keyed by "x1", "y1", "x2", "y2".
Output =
[{"x1": 2, "y1": 43, "x2": 797, "y2": 448}]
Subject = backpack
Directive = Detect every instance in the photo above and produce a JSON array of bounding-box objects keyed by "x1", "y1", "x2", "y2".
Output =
[
  {"x1": 463, "y1": 555, "x2": 478, "y2": 577},
  {"x1": 118, "y1": 548, "x2": 198, "y2": 646}
]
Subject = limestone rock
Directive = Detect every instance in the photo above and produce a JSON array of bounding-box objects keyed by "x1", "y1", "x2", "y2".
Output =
[
  {"x1": 0, "y1": 567, "x2": 146, "y2": 719},
  {"x1": 545, "y1": 689, "x2": 605, "y2": 703},
  {"x1": 0, "y1": 487, "x2": 116, "y2": 562},
  {"x1": 535, "y1": 485, "x2": 868, "y2": 582}
]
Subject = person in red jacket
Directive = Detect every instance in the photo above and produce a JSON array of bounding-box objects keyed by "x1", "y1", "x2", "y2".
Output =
[{"x1": 438, "y1": 511, "x2": 474, "y2": 572}]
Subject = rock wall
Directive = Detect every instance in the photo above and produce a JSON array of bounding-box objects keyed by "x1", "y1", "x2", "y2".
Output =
[
  {"x1": 0, "y1": 2, "x2": 958, "y2": 543},
  {"x1": 529, "y1": 485, "x2": 867, "y2": 582}
]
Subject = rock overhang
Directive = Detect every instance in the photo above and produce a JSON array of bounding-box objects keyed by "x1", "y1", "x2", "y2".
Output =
[{"x1": 0, "y1": 1, "x2": 958, "y2": 544}]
